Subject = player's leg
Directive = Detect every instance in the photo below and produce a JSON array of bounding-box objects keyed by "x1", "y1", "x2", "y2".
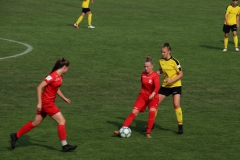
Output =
[
  {"x1": 74, "y1": 12, "x2": 86, "y2": 28},
  {"x1": 172, "y1": 91, "x2": 183, "y2": 134},
  {"x1": 87, "y1": 10, "x2": 95, "y2": 28},
  {"x1": 10, "y1": 113, "x2": 46, "y2": 149},
  {"x1": 122, "y1": 109, "x2": 140, "y2": 127},
  {"x1": 232, "y1": 25, "x2": 239, "y2": 51},
  {"x1": 146, "y1": 96, "x2": 159, "y2": 138},
  {"x1": 223, "y1": 24, "x2": 230, "y2": 51},
  {"x1": 142, "y1": 94, "x2": 166, "y2": 132},
  {"x1": 51, "y1": 111, "x2": 77, "y2": 152},
  {"x1": 114, "y1": 96, "x2": 145, "y2": 135}
]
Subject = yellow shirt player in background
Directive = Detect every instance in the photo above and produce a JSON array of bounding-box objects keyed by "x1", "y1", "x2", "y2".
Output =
[
  {"x1": 74, "y1": 0, "x2": 95, "y2": 29},
  {"x1": 223, "y1": 0, "x2": 240, "y2": 52}
]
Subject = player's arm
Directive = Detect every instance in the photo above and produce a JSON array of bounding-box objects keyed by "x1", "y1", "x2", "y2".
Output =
[
  {"x1": 149, "y1": 75, "x2": 160, "y2": 100},
  {"x1": 236, "y1": 14, "x2": 239, "y2": 27},
  {"x1": 36, "y1": 81, "x2": 48, "y2": 111},
  {"x1": 57, "y1": 88, "x2": 71, "y2": 104},
  {"x1": 157, "y1": 68, "x2": 163, "y2": 75},
  {"x1": 225, "y1": 14, "x2": 229, "y2": 25},
  {"x1": 91, "y1": 0, "x2": 94, "y2": 3},
  {"x1": 225, "y1": 7, "x2": 230, "y2": 25},
  {"x1": 166, "y1": 70, "x2": 183, "y2": 84}
]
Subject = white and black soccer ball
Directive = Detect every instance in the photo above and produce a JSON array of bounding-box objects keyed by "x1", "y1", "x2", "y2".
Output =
[{"x1": 119, "y1": 127, "x2": 131, "y2": 138}]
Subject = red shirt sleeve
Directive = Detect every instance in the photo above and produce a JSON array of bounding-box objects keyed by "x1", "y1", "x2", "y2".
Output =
[
  {"x1": 153, "y1": 73, "x2": 160, "y2": 94},
  {"x1": 44, "y1": 72, "x2": 56, "y2": 84}
]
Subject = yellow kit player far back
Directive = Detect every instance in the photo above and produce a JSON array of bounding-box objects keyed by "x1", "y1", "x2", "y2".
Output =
[
  {"x1": 224, "y1": 4, "x2": 240, "y2": 25},
  {"x1": 82, "y1": 0, "x2": 90, "y2": 8},
  {"x1": 74, "y1": 0, "x2": 95, "y2": 29},
  {"x1": 223, "y1": 1, "x2": 240, "y2": 52},
  {"x1": 159, "y1": 56, "x2": 182, "y2": 88}
]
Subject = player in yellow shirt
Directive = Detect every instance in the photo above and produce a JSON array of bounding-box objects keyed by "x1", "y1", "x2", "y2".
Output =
[
  {"x1": 156, "y1": 43, "x2": 184, "y2": 134},
  {"x1": 74, "y1": 0, "x2": 95, "y2": 29},
  {"x1": 223, "y1": 0, "x2": 240, "y2": 52}
]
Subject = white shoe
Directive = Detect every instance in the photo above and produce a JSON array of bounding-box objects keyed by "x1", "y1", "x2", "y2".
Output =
[
  {"x1": 223, "y1": 48, "x2": 227, "y2": 52},
  {"x1": 235, "y1": 48, "x2": 239, "y2": 52},
  {"x1": 88, "y1": 25, "x2": 95, "y2": 29},
  {"x1": 74, "y1": 24, "x2": 78, "y2": 28}
]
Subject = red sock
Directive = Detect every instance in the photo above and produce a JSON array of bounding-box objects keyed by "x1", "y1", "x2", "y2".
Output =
[
  {"x1": 146, "y1": 111, "x2": 155, "y2": 134},
  {"x1": 122, "y1": 113, "x2": 136, "y2": 127},
  {"x1": 58, "y1": 124, "x2": 67, "y2": 140},
  {"x1": 16, "y1": 121, "x2": 34, "y2": 138}
]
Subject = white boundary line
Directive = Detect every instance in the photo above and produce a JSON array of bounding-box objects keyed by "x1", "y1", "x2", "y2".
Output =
[{"x1": 0, "y1": 38, "x2": 33, "y2": 60}]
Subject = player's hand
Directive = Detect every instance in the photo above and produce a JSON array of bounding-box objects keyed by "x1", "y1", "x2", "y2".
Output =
[
  {"x1": 166, "y1": 78, "x2": 173, "y2": 84},
  {"x1": 37, "y1": 103, "x2": 42, "y2": 111},
  {"x1": 157, "y1": 71, "x2": 161, "y2": 75},
  {"x1": 64, "y1": 98, "x2": 71, "y2": 104},
  {"x1": 91, "y1": 0, "x2": 94, "y2": 3},
  {"x1": 149, "y1": 92, "x2": 155, "y2": 100}
]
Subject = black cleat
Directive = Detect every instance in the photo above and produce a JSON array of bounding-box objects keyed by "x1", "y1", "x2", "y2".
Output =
[
  {"x1": 142, "y1": 123, "x2": 155, "y2": 132},
  {"x1": 62, "y1": 144, "x2": 77, "y2": 152},
  {"x1": 10, "y1": 133, "x2": 18, "y2": 149},
  {"x1": 178, "y1": 125, "x2": 183, "y2": 134}
]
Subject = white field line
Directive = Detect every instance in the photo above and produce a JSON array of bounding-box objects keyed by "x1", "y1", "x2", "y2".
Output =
[{"x1": 0, "y1": 38, "x2": 33, "y2": 60}]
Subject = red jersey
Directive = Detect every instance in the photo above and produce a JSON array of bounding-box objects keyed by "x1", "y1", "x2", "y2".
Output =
[
  {"x1": 140, "y1": 71, "x2": 160, "y2": 99},
  {"x1": 42, "y1": 71, "x2": 62, "y2": 103}
]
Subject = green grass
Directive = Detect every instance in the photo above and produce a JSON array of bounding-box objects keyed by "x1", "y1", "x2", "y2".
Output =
[{"x1": 0, "y1": 0, "x2": 240, "y2": 159}]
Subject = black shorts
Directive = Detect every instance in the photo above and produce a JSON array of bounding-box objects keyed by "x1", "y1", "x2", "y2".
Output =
[
  {"x1": 223, "y1": 24, "x2": 237, "y2": 33},
  {"x1": 82, "y1": 8, "x2": 91, "y2": 13},
  {"x1": 158, "y1": 86, "x2": 182, "y2": 97}
]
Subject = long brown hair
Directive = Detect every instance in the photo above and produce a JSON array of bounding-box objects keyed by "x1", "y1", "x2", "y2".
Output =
[{"x1": 51, "y1": 58, "x2": 70, "y2": 73}]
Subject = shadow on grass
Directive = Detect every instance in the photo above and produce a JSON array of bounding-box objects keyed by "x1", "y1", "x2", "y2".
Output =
[
  {"x1": 200, "y1": 40, "x2": 234, "y2": 50},
  {"x1": 7, "y1": 135, "x2": 59, "y2": 151},
  {"x1": 107, "y1": 116, "x2": 176, "y2": 137},
  {"x1": 200, "y1": 45, "x2": 222, "y2": 50}
]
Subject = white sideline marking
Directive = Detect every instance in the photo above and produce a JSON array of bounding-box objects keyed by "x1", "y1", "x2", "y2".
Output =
[{"x1": 0, "y1": 38, "x2": 33, "y2": 60}]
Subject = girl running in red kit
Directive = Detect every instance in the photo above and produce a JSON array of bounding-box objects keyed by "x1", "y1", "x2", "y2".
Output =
[
  {"x1": 114, "y1": 56, "x2": 160, "y2": 138},
  {"x1": 10, "y1": 58, "x2": 77, "y2": 152}
]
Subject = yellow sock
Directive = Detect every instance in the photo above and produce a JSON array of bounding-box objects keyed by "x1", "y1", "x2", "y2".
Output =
[
  {"x1": 76, "y1": 16, "x2": 83, "y2": 25},
  {"x1": 234, "y1": 36, "x2": 238, "y2": 48},
  {"x1": 175, "y1": 108, "x2": 183, "y2": 125},
  {"x1": 155, "y1": 109, "x2": 158, "y2": 118},
  {"x1": 88, "y1": 14, "x2": 92, "y2": 25},
  {"x1": 224, "y1": 38, "x2": 228, "y2": 49}
]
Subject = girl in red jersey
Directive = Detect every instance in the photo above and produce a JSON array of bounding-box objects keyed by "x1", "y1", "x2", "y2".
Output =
[
  {"x1": 114, "y1": 56, "x2": 160, "y2": 138},
  {"x1": 10, "y1": 58, "x2": 77, "y2": 152}
]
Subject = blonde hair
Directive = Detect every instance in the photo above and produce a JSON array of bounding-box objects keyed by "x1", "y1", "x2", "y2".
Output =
[{"x1": 145, "y1": 55, "x2": 153, "y2": 65}]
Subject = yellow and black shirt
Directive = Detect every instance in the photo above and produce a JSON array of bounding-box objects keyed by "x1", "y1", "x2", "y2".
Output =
[{"x1": 159, "y1": 56, "x2": 182, "y2": 88}]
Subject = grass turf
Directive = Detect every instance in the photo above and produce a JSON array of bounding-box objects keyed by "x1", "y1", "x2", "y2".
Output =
[{"x1": 0, "y1": 0, "x2": 239, "y2": 159}]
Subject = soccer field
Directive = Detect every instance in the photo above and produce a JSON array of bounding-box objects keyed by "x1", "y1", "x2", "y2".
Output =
[{"x1": 0, "y1": 0, "x2": 239, "y2": 159}]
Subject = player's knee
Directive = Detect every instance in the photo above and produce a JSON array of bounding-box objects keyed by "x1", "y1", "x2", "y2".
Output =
[
  {"x1": 58, "y1": 118, "x2": 66, "y2": 125},
  {"x1": 132, "y1": 110, "x2": 139, "y2": 116},
  {"x1": 149, "y1": 108, "x2": 156, "y2": 112},
  {"x1": 32, "y1": 120, "x2": 41, "y2": 127}
]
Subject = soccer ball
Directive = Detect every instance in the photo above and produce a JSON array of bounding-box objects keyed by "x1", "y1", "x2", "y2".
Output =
[{"x1": 119, "y1": 127, "x2": 131, "y2": 138}]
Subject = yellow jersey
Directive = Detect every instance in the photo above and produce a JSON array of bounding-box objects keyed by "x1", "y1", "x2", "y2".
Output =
[
  {"x1": 224, "y1": 4, "x2": 240, "y2": 25},
  {"x1": 82, "y1": 0, "x2": 90, "y2": 8},
  {"x1": 159, "y1": 56, "x2": 182, "y2": 88}
]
